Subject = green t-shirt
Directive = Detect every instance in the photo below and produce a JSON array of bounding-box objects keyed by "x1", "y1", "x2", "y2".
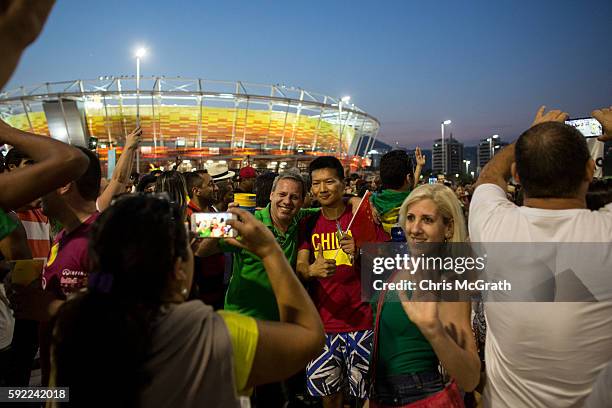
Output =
[
  {"x1": 0, "y1": 208, "x2": 18, "y2": 242},
  {"x1": 372, "y1": 289, "x2": 438, "y2": 377},
  {"x1": 221, "y1": 205, "x2": 319, "y2": 321}
]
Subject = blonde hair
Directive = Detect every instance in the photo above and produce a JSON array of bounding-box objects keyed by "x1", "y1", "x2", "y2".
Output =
[{"x1": 398, "y1": 184, "x2": 467, "y2": 243}]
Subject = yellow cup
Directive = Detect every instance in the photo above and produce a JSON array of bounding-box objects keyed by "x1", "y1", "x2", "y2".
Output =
[{"x1": 234, "y1": 193, "x2": 256, "y2": 207}]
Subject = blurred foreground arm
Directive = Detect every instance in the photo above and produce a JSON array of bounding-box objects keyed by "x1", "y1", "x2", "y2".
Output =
[
  {"x1": 0, "y1": 0, "x2": 55, "y2": 89},
  {"x1": 224, "y1": 208, "x2": 324, "y2": 387},
  {"x1": 0, "y1": 120, "x2": 89, "y2": 211}
]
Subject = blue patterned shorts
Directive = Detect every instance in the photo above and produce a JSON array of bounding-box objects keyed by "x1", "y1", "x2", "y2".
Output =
[{"x1": 306, "y1": 330, "x2": 373, "y2": 398}]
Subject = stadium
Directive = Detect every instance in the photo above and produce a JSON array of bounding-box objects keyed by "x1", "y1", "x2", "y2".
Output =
[{"x1": 0, "y1": 77, "x2": 380, "y2": 172}]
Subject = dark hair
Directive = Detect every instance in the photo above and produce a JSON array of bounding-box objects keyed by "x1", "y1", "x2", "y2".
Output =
[
  {"x1": 183, "y1": 172, "x2": 204, "y2": 197},
  {"x1": 150, "y1": 169, "x2": 163, "y2": 177},
  {"x1": 52, "y1": 195, "x2": 189, "y2": 407},
  {"x1": 155, "y1": 171, "x2": 188, "y2": 217},
  {"x1": 136, "y1": 174, "x2": 157, "y2": 192},
  {"x1": 586, "y1": 179, "x2": 612, "y2": 210},
  {"x1": 254, "y1": 172, "x2": 278, "y2": 208},
  {"x1": 515, "y1": 122, "x2": 590, "y2": 198},
  {"x1": 356, "y1": 179, "x2": 369, "y2": 197},
  {"x1": 74, "y1": 147, "x2": 101, "y2": 201},
  {"x1": 379, "y1": 150, "x2": 413, "y2": 190},
  {"x1": 308, "y1": 156, "x2": 344, "y2": 181},
  {"x1": 5, "y1": 147, "x2": 30, "y2": 168}
]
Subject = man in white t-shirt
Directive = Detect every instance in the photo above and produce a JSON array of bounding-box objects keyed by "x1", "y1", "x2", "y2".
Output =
[{"x1": 468, "y1": 106, "x2": 612, "y2": 407}]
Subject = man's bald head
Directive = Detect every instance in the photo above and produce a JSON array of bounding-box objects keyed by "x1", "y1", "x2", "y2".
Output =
[{"x1": 515, "y1": 122, "x2": 591, "y2": 198}]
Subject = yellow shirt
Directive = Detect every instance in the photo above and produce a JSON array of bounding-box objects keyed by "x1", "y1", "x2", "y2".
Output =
[{"x1": 218, "y1": 310, "x2": 259, "y2": 395}]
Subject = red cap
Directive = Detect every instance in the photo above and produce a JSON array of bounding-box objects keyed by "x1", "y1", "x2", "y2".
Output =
[{"x1": 239, "y1": 166, "x2": 257, "y2": 179}]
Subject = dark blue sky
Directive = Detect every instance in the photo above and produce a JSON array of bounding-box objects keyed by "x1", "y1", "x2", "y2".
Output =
[{"x1": 7, "y1": 0, "x2": 612, "y2": 147}]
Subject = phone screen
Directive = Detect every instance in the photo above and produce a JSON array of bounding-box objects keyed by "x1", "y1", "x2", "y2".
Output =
[
  {"x1": 191, "y1": 212, "x2": 237, "y2": 238},
  {"x1": 428, "y1": 177, "x2": 437, "y2": 185},
  {"x1": 565, "y1": 117, "x2": 603, "y2": 137}
]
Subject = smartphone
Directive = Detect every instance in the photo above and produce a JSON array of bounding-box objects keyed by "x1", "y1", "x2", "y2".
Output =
[
  {"x1": 565, "y1": 117, "x2": 603, "y2": 137},
  {"x1": 191, "y1": 212, "x2": 237, "y2": 238},
  {"x1": 428, "y1": 177, "x2": 437, "y2": 185}
]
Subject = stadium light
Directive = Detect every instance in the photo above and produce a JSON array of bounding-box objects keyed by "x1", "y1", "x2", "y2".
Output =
[
  {"x1": 443, "y1": 119, "x2": 452, "y2": 125},
  {"x1": 135, "y1": 47, "x2": 147, "y2": 58}
]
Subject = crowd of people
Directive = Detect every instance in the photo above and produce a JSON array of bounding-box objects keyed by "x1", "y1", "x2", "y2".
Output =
[{"x1": 1, "y1": 2, "x2": 612, "y2": 408}]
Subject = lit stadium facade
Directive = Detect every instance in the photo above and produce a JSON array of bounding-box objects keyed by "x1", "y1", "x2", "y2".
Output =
[{"x1": 0, "y1": 77, "x2": 380, "y2": 171}]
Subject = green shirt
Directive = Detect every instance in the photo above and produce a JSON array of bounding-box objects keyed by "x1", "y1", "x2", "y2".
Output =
[
  {"x1": 372, "y1": 289, "x2": 438, "y2": 377},
  {"x1": 0, "y1": 208, "x2": 18, "y2": 242},
  {"x1": 221, "y1": 205, "x2": 319, "y2": 321}
]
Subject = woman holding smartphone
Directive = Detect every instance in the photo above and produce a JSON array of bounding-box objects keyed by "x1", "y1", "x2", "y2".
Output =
[{"x1": 49, "y1": 194, "x2": 324, "y2": 407}]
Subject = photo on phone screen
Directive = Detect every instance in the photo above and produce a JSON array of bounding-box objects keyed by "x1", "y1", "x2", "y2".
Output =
[
  {"x1": 565, "y1": 117, "x2": 603, "y2": 137},
  {"x1": 428, "y1": 177, "x2": 437, "y2": 185},
  {"x1": 191, "y1": 212, "x2": 237, "y2": 238}
]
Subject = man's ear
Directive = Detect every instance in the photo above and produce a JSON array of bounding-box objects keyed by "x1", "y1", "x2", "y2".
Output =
[
  {"x1": 585, "y1": 158, "x2": 595, "y2": 183},
  {"x1": 510, "y1": 162, "x2": 521, "y2": 184},
  {"x1": 7, "y1": 164, "x2": 17, "y2": 171}
]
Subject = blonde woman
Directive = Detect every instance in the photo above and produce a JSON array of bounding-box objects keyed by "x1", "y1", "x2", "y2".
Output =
[{"x1": 370, "y1": 184, "x2": 480, "y2": 407}]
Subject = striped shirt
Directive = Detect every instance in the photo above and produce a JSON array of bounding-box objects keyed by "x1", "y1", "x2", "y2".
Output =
[{"x1": 16, "y1": 208, "x2": 51, "y2": 261}]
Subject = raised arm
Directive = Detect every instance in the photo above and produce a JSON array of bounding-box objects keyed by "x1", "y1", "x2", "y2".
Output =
[
  {"x1": 0, "y1": 120, "x2": 89, "y2": 211},
  {"x1": 475, "y1": 105, "x2": 568, "y2": 191},
  {"x1": 96, "y1": 127, "x2": 141, "y2": 211},
  {"x1": 593, "y1": 106, "x2": 612, "y2": 142},
  {"x1": 414, "y1": 146, "x2": 425, "y2": 188},
  {"x1": 223, "y1": 208, "x2": 324, "y2": 386},
  {"x1": 400, "y1": 297, "x2": 480, "y2": 391}
]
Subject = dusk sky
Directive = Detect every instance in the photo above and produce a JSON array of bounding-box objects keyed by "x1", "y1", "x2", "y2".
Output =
[{"x1": 6, "y1": 0, "x2": 612, "y2": 148}]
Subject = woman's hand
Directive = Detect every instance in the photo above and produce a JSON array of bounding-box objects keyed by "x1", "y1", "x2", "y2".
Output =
[
  {"x1": 399, "y1": 293, "x2": 444, "y2": 339},
  {"x1": 224, "y1": 207, "x2": 281, "y2": 259}
]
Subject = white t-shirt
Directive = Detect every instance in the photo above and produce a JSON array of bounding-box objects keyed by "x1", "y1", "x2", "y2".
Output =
[
  {"x1": 468, "y1": 184, "x2": 612, "y2": 408},
  {"x1": 0, "y1": 283, "x2": 14, "y2": 350}
]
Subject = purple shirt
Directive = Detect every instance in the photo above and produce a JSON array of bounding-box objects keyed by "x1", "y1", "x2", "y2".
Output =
[{"x1": 42, "y1": 213, "x2": 99, "y2": 298}]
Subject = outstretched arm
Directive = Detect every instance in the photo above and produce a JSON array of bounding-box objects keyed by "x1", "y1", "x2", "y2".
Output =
[
  {"x1": 593, "y1": 106, "x2": 612, "y2": 142},
  {"x1": 475, "y1": 105, "x2": 568, "y2": 191},
  {"x1": 96, "y1": 127, "x2": 141, "y2": 211},
  {"x1": 414, "y1": 146, "x2": 425, "y2": 188},
  {"x1": 0, "y1": 120, "x2": 88, "y2": 211}
]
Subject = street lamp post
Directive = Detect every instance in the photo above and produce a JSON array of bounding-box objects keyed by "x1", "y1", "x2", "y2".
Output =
[
  {"x1": 491, "y1": 134, "x2": 499, "y2": 162},
  {"x1": 441, "y1": 119, "x2": 451, "y2": 174},
  {"x1": 463, "y1": 159, "x2": 470, "y2": 174},
  {"x1": 338, "y1": 95, "x2": 350, "y2": 155},
  {"x1": 135, "y1": 47, "x2": 146, "y2": 173}
]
